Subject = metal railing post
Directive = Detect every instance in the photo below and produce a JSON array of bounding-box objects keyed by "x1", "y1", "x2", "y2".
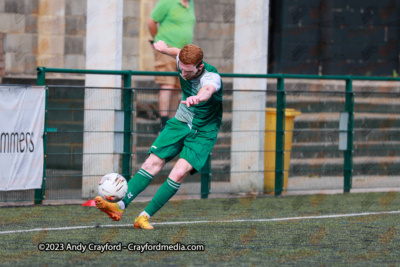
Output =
[
  {"x1": 36, "y1": 67, "x2": 46, "y2": 86},
  {"x1": 344, "y1": 77, "x2": 354, "y2": 193},
  {"x1": 34, "y1": 67, "x2": 47, "y2": 204},
  {"x1": 275, "y1": 76, "x2": 286, "y2": 196},
  {"x1": 122, "y1": 72, "x2": 133, "y2": 181}
]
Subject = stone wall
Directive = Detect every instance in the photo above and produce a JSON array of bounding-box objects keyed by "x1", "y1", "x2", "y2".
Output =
[
  {"x1": 0, "y1": 0, "x2": 235, "y2": 80},
  {"x1": 0, "y1": 32, "x2": 5, "y2": 79},
  {"x1": 0, "y1": 0, "x2": 38, "y2": 76},
  {"x1": 193, "y1": 0, "x2": 235, "y2": 73},
  {"x1": 64, "y1": 0, "x2": 86, "y2": 70}
]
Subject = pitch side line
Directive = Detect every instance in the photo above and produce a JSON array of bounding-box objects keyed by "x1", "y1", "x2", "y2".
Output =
[{"x1": 1, "y1": 210, "x2": 400, "y2": 235}]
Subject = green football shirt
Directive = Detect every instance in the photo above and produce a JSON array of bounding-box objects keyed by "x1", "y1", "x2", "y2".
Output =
[
  {"x1": 151, "y1": 0, "x2": 195, "y2": 49},
  {"x1": 175, "y1": 58, "x2": 223, "y2": 131}
]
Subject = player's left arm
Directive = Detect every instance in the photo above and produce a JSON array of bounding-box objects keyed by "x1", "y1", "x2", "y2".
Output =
[
  {"x1": 181, "y1": 84, "x2": 216, "y2": 107},
  {"x1": 181, "y1": 72, "x2": 221, "y2": 107}
]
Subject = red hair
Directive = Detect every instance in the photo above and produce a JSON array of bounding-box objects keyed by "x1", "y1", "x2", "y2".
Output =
[{"x1": 179, "y1": 44, "x2": 203, "y2": 65}]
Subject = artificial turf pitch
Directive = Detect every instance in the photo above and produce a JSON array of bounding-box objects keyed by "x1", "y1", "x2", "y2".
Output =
[{"x1": 0, "y1": 192, "x2": 399, "y2": 266}]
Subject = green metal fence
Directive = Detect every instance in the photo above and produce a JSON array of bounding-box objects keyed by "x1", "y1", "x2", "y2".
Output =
[{"x1": 2, "y1": 67, "x2": 400, "y2": 204}]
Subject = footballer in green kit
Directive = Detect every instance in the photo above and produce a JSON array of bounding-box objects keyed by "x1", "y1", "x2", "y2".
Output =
[{"x1": 95, "y1": 40, "x2": 223, "y2": 229}]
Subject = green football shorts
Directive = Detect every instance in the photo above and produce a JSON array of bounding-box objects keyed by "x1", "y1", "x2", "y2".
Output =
[{"x1": 149, "y1": 117, "x2": 219, "y2": 174}]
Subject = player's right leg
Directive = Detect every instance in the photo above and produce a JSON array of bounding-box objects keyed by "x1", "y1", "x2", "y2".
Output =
[
  {"x1": 95, "y1": 154, "x2": 165, "y2": 221},
  {"x1": 94, "y1": 196, "x2": 124, "y2": 221},
  {"x1": 122, "y1": 154, "x2": 165, "y2": 207}
]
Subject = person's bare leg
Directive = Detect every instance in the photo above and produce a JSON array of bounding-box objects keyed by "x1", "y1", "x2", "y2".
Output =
[
  {"x1": 168, "y1": 158, "x2": 192, "y2": 183},
  {"x1": 169, "y1": 88, "x2": 181, "y2": 118},
  {"x1": 159, "y1": 84, "x2": 175, "y2": 130}
]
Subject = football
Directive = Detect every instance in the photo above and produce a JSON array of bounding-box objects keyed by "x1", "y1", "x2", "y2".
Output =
[{"x1": 98, "y1": 173, "x2": 128, "y2": 202}]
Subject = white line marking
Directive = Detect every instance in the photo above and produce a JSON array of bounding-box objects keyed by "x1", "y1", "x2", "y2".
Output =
[{"x1": 1, "y1": 210, "x2": 399, "y2": 235}]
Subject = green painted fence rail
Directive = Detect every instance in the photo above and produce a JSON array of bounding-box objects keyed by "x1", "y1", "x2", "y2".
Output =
[{"x1": 34, "y1": 67, "x2": 400, "y2": 203}]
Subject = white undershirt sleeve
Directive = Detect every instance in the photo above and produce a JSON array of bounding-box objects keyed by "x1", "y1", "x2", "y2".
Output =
[{"x1": 200, "y1": 72, "x2": 221, "y2": 91}]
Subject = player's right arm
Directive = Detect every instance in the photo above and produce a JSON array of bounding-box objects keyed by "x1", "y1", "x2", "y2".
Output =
[
  {"x1": 153, "y1": 40, "x2": 180, "y2": 58},
  {"x1": 181, "y1": 84, "x2": 216, "y2": 107}
]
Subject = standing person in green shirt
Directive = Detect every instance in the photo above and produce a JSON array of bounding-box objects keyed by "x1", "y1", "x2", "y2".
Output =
[
  {"x1": 95, "y1": 40, "x2": 223, "y2": 230},
  {"x1": 148, "y1": 0, "x2": 196, "y2": 131}
]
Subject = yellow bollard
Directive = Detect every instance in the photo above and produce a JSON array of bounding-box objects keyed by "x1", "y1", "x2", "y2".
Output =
[{"x1": 264, "y1": 108, "x2": 301, "y2": 194}]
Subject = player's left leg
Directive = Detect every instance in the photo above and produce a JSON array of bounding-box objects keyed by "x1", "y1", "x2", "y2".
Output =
[{"x1": 134, "y1": 158, "x2": 193, "y2": 230}]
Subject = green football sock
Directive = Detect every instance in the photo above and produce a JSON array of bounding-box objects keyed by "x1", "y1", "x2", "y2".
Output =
[
  {"x1": 122, "y1": 169, "x2": 153, "y2": 207},
  {"x1": 145, "y1": 178, "x2": 181, "y2": 216}
]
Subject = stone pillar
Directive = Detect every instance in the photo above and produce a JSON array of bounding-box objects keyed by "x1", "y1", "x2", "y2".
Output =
[
  {"x1": 82, "y1": 0, "x2": 123, "y2": 198},
  {"x1": 138, "y1": 0, "x2": 157, "y2": 71},
  {"x1": 230, "y1": 0, "x2": 269, "y2": 193},
  {"x1": 37, "y1": 0, "x2": 65, "y2": 72}
]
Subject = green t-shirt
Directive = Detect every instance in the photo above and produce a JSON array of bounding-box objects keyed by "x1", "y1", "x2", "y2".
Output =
[
  {"x1": 175, "y1": 59, "x2": 223, "y2": 131},
  {"x1": 151, "y1": 0, "x2": 195, "y2": 49}
]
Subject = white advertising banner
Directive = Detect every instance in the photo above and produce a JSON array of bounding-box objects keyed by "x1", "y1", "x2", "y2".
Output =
[{"x1": 0, "y1": 86, "x2": 46, "y2": 190}]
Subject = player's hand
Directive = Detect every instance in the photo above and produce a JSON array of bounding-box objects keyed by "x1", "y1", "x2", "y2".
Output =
[
  {"x1": 153, "y1": 40, "x2": 168, "y2": 53},
  {"x1": 181, "y1": 96, "x2": 200, "y2": 107}
]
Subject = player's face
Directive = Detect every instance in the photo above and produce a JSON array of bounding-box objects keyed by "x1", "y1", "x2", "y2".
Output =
[{"x1": 179, "y1": 61, "x2": 200, "y2": 80}]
